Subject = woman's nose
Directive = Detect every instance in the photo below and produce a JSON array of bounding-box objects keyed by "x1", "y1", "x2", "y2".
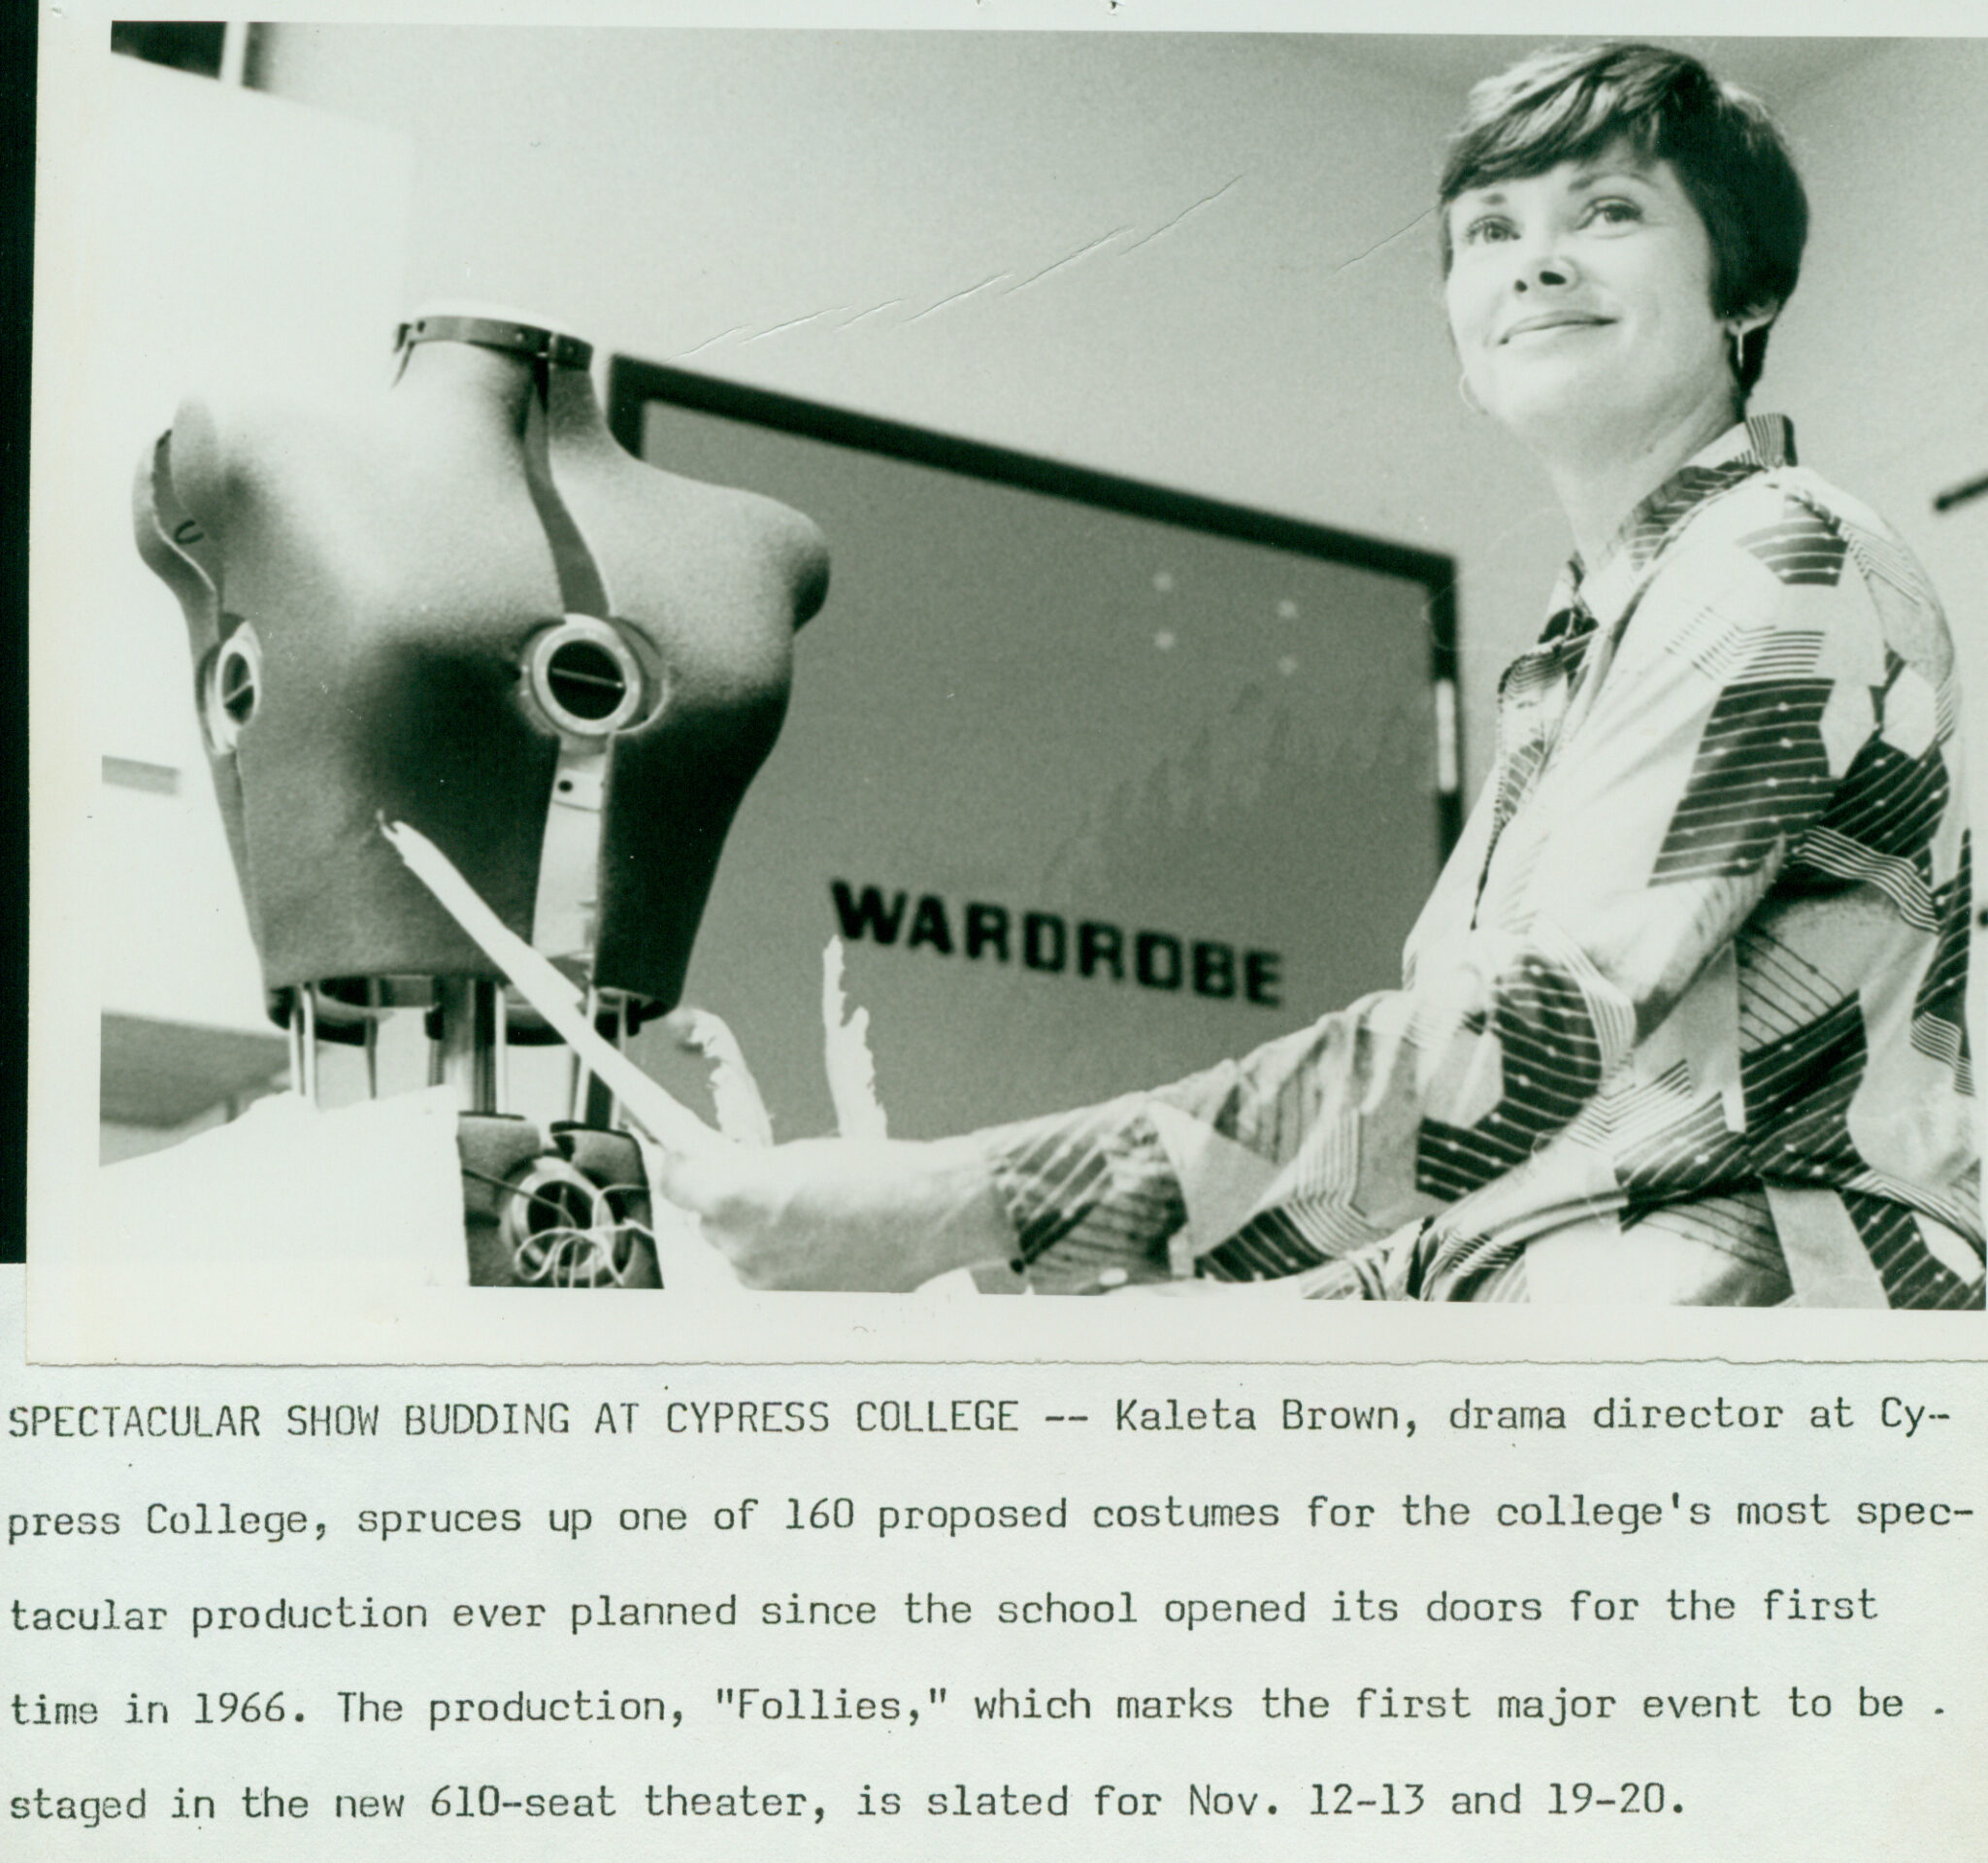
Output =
[{"x1": 1514, "y1": 253, "x2": 1578, "y2": 293}]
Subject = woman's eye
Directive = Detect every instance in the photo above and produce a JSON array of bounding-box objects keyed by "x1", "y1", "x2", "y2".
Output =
[
  {"x1": 1463, "y1": 216, "x2": 1515, "y2": 245},
  {"x1": 1586, "y1": 197, "x2": 1642, "y2": 226}
]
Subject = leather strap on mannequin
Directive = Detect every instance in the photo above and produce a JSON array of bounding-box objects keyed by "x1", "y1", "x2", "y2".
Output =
[
  {"x1": 394, "y1": 314, "x2": 593, "y2": 375},
  {"x1": 518, "y1": 371, "x2": 613, "y2": 623},
  {"x1": 392, "y1": 316, "x2": 634, "y2": 984},
  {"x1": 394, "y1": 315, "x2": 613, "y2": 619}
]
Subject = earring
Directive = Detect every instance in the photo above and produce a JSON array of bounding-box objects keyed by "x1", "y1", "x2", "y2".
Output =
[
  {"x1": 1727, "y1": 326, "x2": 1747, "y2": 383},
  {"x1": 1458, "y1": 372, "x2": 1485, "y2": 416}
]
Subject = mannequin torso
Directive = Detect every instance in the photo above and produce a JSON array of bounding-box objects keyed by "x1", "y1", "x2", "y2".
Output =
[{"x1": 137, "y1": 314, "x2": 829, "y2": 1021}]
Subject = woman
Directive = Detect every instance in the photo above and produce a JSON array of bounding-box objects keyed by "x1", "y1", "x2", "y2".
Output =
[{"x1": 649, "y1": 44, "x2": 1983, "y2": 1308}]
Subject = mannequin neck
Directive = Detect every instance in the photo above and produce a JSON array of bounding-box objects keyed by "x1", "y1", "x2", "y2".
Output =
[{"x1": 391, "y1": 314, "x2": 613, "y2": 449}]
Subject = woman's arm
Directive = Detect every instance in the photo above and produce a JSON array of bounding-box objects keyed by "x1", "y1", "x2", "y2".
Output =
[{"x1": 646, "y1": 1132, "x2": 1016, "y2": 1290}]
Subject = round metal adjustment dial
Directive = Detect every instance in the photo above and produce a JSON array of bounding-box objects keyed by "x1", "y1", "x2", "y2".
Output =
[
  {"x1": 523, "y1": 615, "x2": 648, "y2": 738},
  {"x1": 204, "y1": 623, "x2": 263, "y2": 751}
]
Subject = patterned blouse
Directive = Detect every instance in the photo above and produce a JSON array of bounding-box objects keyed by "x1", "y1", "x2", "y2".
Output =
[{"x1": 979, "y1": 416, "x2": 1983, "y2": 1307}]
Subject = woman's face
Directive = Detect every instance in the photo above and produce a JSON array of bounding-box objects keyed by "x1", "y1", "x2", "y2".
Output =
[{"x1": 1444, "y1": 143, "x2": 1736, "y2": 459}]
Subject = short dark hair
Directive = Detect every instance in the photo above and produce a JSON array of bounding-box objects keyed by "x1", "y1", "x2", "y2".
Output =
[{"x1": 1438, "y1": 43, "x2": 1807, "y2": 394}]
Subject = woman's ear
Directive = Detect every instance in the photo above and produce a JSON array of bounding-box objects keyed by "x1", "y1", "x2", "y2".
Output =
[
  {"x1": 1724, "y1": 301, "x2": 1780, "y2": 394},
  {"x1": 1729, "y1": 300, "x2": 1779, "y2": 344}
]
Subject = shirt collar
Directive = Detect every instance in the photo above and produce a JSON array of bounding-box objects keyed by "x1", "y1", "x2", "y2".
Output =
[{"x1": 1545, "y1": 414, "x2": 1796, "y2": 635}]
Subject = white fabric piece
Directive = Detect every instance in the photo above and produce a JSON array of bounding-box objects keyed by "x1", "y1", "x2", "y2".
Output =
[
  {"x1": 1143, "y1": 1098, "x2": 1280, "y2": 1276},
  {"x1": 95, "y1": 1087, "x2": 467, "y2": 1286}
]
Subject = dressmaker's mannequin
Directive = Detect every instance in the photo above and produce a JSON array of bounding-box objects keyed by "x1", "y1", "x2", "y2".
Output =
[
  {"x1": 136, "y1": 307, "x2": 829, "y2": 1026},
  {"x1": 133, "y1": 309, "x2": 827, "y2": 1286}
]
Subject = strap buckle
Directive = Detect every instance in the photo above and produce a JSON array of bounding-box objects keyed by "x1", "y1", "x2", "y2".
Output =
[{"x1": 393, "y1": 314, "x2": 593, "y2": 373}]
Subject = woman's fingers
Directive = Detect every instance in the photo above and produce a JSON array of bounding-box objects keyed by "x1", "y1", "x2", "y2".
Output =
[
  {"x1": 638, "y1": 1132, "x2": 741, "y2": 1222},
  {"x1": 663, "y1": 1007, "x2": 776, "y2": 1148}
]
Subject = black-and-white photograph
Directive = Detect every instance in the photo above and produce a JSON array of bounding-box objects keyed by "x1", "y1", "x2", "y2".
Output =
[
  {"x1": 31, "y1": 19, "x2": 1988, "y2": 1359},
  {"x1": 14, "y1": 19, "x2": 1986, "y2": 1862}
]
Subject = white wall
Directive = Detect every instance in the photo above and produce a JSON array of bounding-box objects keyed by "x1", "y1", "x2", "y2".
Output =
[
  {"x1": 62, "y1": 55, "x2": 413, "y2": 1147},
  {"x1": 1773, "y1": 39, "x2": 1988, "y2": 827},
  {"x1": 1771, "y1": 41, "x2": 1988, "y2": 1054}
]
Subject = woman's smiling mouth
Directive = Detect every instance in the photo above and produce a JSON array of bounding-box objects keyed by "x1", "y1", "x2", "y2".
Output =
[{"x1": 1501, "y1": 312, "x2": 1614, "y2": 342}]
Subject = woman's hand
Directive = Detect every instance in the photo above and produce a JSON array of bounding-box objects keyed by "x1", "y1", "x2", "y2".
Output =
[{"x1": 644, "y1": 1133, "x2": 1016, "y2": 1291}]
